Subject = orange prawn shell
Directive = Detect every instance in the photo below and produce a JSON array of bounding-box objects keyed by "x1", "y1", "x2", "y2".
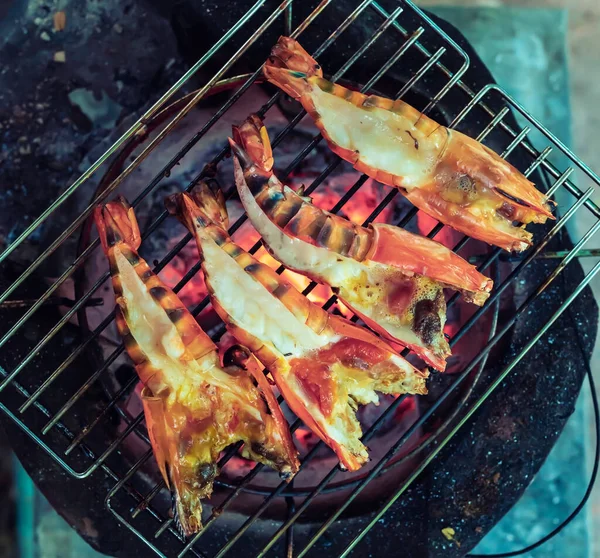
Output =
[
  {"x1": 263, "y1": 36, "x2": 555, "y2": 253},
  {"x1": 206, "y1": 294, "x2": 355, "y2": 466},
  {"x1": 95, "y1": 196, "x2": 301, "y2": 535},
  {"x1": 170, "y1": 184, "x2": 430, "y2": 472},
  {"x1": 141, "y1": 387, "x2": 172, "y2": 487},
  {"x1": 367, "y1": 224, "x2": 493, "y2": 304},
  {"x1": 230, "y1": 114, "x2": 494, "y2": 370},
  {"x1": 270, "y1": 362, "x2": 365, "y2": 471}
]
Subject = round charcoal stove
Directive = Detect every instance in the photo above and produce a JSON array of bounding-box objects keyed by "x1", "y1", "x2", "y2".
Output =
[
  {"x1": 79, "y1": 106, "x2": 502, "y2": 522},
  {"x1": 0, "y1": 3, "x2": 596, "y2": 558}
]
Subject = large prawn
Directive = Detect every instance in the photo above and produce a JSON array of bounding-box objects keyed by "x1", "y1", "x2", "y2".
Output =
[
  {"x1": 95, "y1": 198, "x2": 299, "y2": 535},
  {"x1": 263, "y1": 37, "x2": 554, "y2": 252},
  {"x1": 166, "y1": 182, "x2": 428, "y2": 472},
  {"x1": 229, "y1": 114, "x2": 493, "y2": 371}
]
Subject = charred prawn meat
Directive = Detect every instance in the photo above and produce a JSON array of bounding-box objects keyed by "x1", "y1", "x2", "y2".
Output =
[
  {"x1": 166, "y1": 183, "x2": 429, "y2": 472},
  {"x1": 95, "y1": 198, "x2": 298, "y2": 535},
  {"x1": 263, "y1": 37, "x2": 555, "y2": 252},
  {"x1": 229, "y1": 114, "x2": 493, "y2": 371}
]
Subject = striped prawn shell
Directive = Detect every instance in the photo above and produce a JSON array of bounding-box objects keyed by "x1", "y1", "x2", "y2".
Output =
[
  {"x1": 109, "y1": 245, "x2": 216, "y2": 370},
  {"x1": 230, "y1": 127, "x2": 373, "y2": 262},
  {"x1": 264, "y1": 37, "x2": 554, "y2": 252},
  {"x1": 194, "y1": 221, "x2": 331, "y2": 367},
  {"x1": 96, "y1": 198, "x2": 216, "y2": 378},
  {"x1": 257, "y1": 178, "x2": 374, "y2": 261}
]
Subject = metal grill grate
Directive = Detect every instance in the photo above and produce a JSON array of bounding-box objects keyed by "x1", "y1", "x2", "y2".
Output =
[{"x1": 0, "y1": 1, "x2": 599, "y2": 557}]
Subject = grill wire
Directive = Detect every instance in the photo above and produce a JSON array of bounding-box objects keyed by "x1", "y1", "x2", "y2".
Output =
[{"x1": 0, "y1": 1, "x2": 599, "y2": 557}]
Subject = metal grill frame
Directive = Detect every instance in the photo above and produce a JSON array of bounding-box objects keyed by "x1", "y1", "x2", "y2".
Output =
[{"x1": 0, "y1": 1, "x2": 599, "y2": 557}]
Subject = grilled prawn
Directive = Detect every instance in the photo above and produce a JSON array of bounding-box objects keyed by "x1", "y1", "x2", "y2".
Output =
[
  {"x1": 263, "y1": 37, "x2": 554, "y2": 252},
  {"x1": 166, "y1": 182, "x2": 428, "y2": 471},
  {"x1": 95, "y1": 198, "x2": 298, "y2": 535},
  {"x1": 229, "y1": 114, "x2": 493, "y2": 371}
]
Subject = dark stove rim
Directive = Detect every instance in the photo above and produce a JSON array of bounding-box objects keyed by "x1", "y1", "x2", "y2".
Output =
[{"x1": 76, "y1": 72, "x2": 498, "y2": 503}]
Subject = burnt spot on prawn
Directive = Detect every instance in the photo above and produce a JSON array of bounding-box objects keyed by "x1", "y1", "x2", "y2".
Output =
[
  {"x1": 287, "y1": 211, "x2": 327, "y2": 240},
  {"x1": 109, "y1": 257, "x2": 120, "y2": 278},
  {"x1": 121, "y1": 246, "x2": 141, "y2": 267},
  {"x1": 166, "y1": 307, "x2": 186, "y2": 324},
  {"x1": 188, "y1": 461, "x2": 218, "y2": 493},
  {"x1": 111, "y1": 276, "x2": 124, "y2": 297},
  {"x1": 272, "y1": 283, "x2": 291, "y2": 300},
  {"x1": 223, "y1": 344, "x2": 252, "y2": 369},
  {"x1": 139, "y1": 268, "x2": 154, "y2": 283},
  {"x1": 413, "y1": 299, "x2": 442, "y2": 346},
  {"x1": 261, "y1": 189, "x2": 286, "y2": 214},
  {"x1": 245, "y1": 170, "x2": 271, "y2": 196},
  {"x1": 193, "y1": 214, "x2": 213, "y2": 228},
  {"x1": 315, "y1": 77, "x2": 335, "y2": 93},
  {"x1": 244, "y1": 262, "x2": 262, "y2": 274},
  {"x1": 122, "y1": 331, "x2": 146, "y2": 363},
  {"x1": 405, "y1": 130, "x2": 419, "y2": 150},
  {"x1": 208, "y1": 228, "x2": 228, "y2": 246},
  {"x1": 250, "y1": 441, "x2": 289, "y2": 468},
  {"x1": 149, "y1": 286, "x2": 169, "y2": 302},
  {"x1": 105, "y1": 223, "x2": 125, "y2": 248},
  {"x1": 226, "y1": 244, "x2": 243, "y2": 258}
]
